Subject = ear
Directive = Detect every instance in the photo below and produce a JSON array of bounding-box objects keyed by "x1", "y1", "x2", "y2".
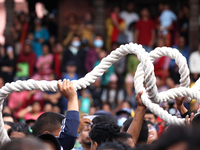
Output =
[
  {"x1": 43, "y1": 131, "x2": 51, "y2": 134},
  {"x1": 94, "y1": 142, "x2": 98, "y2": 149}
]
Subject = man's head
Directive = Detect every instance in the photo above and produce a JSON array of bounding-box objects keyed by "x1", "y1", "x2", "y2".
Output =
[
  {"x1": 192, "y1": 113, "x2": 200, "y2": 128},
  {"x1": 146, "y1": 121, "x2": 158, "y2": 144},
  {"x1": 31, "y1": 112, "x2": 64, "y2": 136},
  {"x1": 108, "y1": 132, "x2": 135, "y2": 148},
  {"x1": 92, "y1": 115, "x2": 116, "y2": 127},
  {"x1": 97, "y1": 141, "x2": 132, "y2": 150},
  {"x1": 3, "y1": 113, "x2": 14, "y2": 131},
  {"x1": 79, "y1": 125, "x2": 91, "y2": 149},
  {"x1": 144, "y1": 109, "x2": 158, "y2": 124},
  {"x1": 0, "y1": 137, "x2": 48, "y2": 150},
  {"x1": 8, "y1": 122, "x2": 32, "y2": 139},
  {"x1": 89, "y1": 122, "x2": 120, "y2": 150},
  {"x1": 121, "y1": 118, "x2": 148, "y2": 144}
]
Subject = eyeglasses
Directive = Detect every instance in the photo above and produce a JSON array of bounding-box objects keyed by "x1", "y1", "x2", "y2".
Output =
[{"x1": 148, "y1": 125, "x2": 156, "y2": 131}]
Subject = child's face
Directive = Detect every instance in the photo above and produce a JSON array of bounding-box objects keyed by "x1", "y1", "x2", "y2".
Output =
[{"x1": 66, "y1": 65, "x2": 77, "y2": 73}]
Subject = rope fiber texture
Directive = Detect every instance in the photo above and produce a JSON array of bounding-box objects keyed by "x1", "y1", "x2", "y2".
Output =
[{"x1": 0, "y1": 43, "x2": 199, "y2": 143}]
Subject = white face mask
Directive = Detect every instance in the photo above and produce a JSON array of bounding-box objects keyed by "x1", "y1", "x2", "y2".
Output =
[
  {"x1": 117, "y1": 117, "x2": 127, "y2": 127},
  {"x1": 72, "y1": 41, "x2": 81, "y2": 47}
]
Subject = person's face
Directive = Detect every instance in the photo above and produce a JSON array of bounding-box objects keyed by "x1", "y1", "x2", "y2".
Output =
[
  {"x1": 43, "y1": 103, "x2": 53, "y2": 112},
  {"x1": 80, "y1": 126, "x2": 91, "y2": 146},
  {"x1": 109, "y1": 81, "x2": 117, "y2": 89},
  {"x1": 66, "y1": 65, "x2": 77, "y2": 73},
  {"x1": 141, "y1": 9, "x2": 149, "y2": 18},
  {"x1": 113, "y1": 7, "x2": 120, "y2": 16},
  {"x1": 147, "y1": 124, "x2": 158, "y2": 144},
  {"x1": 178, "y1": 37, "x2": 185, "y2": 48},
  {"x1": 55, "y1": 43, "x2": 64, "y2": 54},
  {"x1": 157, "y1": 38, "x2": 165, "y2": 47},
  {"x1": 84, "y1": 12, "x2": 92, "y2": 21},
  {"x1": 156, "y1": 77, "x2": 162, "y2": 87},
  {"x1": 24, "y1": 45, "x2": 32, "y2": 54},
  {"x1": 42, "y1": 45, "x2": 49, "y2": 55},
  {"x1": 127, "y1": 3, "x2": 134, "y2": 12},
  {"x1": 32, "y1": 102, "x2": 41, "y2": 113},
  {"x1": 166, "y1": 78, "x2": 175, "y2": 89},
  {"x1": 93, "y1": 79, "x2": 101, "y2": 87},
  {"x1": 144, "y1": 114, "x2": 157, "y2": 123},
  {"x1": 125, "y1": 82, "x2": 133, "y2": 89}
]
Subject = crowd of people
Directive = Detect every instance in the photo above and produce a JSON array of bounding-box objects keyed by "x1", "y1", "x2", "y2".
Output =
[{"x1": 0, "y1": 1, "x2": 200, "y2": 150}]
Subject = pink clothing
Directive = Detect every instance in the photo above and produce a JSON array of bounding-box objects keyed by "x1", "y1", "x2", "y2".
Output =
[
  {"x1": 36, "y1": 54, "x2": 53, "y2": 74},
  {"x1": 25, "y1": 112, "x2": 44, "y2": 121},
  {"x1": 8, "y1": 91, "x2": 29, "y2": 118}
]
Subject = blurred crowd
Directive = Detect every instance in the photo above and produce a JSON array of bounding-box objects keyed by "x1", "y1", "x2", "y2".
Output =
[{"x1": 0, "y1": 0, "x2": 199, "y2": 145}]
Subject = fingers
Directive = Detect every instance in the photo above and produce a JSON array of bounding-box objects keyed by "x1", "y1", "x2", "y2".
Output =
[
  {"x1": 190, "y1": 113, "x2": 194, "y2": 125},
  {"x1": 185, "y1": 115, "x2": 189, "y2": 127},
  {"x1": 135, "y1": 91, "x2": 143, "y2": 100},
  {"x1": 81, "y1": 114, "x2": 88, "y2": 118},
  {"x1": 57, "y1": 80, "x2": 62, "y2": 91}
]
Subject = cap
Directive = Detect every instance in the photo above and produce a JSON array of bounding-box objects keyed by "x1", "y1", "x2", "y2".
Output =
[
  {"x1": 37, "y1": 133, "x2": 60, "y2": 150},
  {"x1": 116, "y1": 108, "x2": 131, "y2": 116},
  {"x1": 109, "y1": 74, "x2": 118, "y2": 82},
  {"x1": 94, "y1": 110, "x2": 111, "y2": 116},
  {"x1": 66, "y1": 60, "x2": 76, "y2": 66}
]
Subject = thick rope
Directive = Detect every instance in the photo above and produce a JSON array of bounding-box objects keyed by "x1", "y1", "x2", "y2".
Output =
[{"x1": 0, "y1": 43, "x2": 198, "y2": 143}]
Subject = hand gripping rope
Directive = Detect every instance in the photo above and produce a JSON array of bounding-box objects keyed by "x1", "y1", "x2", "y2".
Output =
[{"x1": 0, "y1": 43, "x2": 200, "y2": 143}]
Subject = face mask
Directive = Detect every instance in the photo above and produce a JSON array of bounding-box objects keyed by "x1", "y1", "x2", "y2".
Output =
[
  {"x1": 117, "y1": 117, "x2": 127, "y2": 127},
  {"x1": 94, "y1": 39, "x2": 103, "y2": 48},
  {"x1": 72, "y1": 41, "x2": 81, "y2": 47}
]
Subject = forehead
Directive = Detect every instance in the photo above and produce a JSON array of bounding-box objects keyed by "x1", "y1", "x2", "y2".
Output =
[{"x1": 145, "y1": 113, "x2": 155, "y2": 118}]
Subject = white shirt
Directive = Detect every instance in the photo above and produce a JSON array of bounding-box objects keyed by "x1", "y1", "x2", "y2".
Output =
[
  {"x1": 120, "y1": 11, "x2": 139, "y2": 42},
  {"x1": 189, "y1": 51, "x2": 200, "y2": 73}
]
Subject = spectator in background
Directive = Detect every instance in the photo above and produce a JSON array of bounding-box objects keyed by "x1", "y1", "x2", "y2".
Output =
[
  {"x1": 53, "y1": 42, "x2": 64, "y2": 79},
  {"x1": 33, "y1": 18, "x2": 50, "y2": 57},
  {"x1": 101, "y1": 74, "x2": 124, "y2": 115},
  {"x1": 120, "y1": 1, "x2": 139, "y2": 43},
  {"x1": 106, "y1": 6, "x2": 125, "y2": 51},
  {"x1": 189, "y1": 43, "x2": 200, "y2": 81},
  {"x1": 134, "y1": 8, "x2": 155, "y2": 53},
  {"x1": 63, "y1": 14, "x2": 80, "y2": 47},
  {"x1": 153, "y1": 38, "x2": 171, "y2": 82},
  {"x1": 177, "y1": 5, "x2": 189, "y2": 45},
  {"x1": 126, "y1": 54, "x2": 140, "y2": 76},
  {"x1": 146, "y1": 121, "x2": 159, "y2": 144},
  {"x1": 94, "y1": 50, "x2": 114, "y2": 86},
  {"x1": 32, "y1": 44, "x2": 53, "y2": 81},
  {"x1": 0, "y1": 45, "x2": 15, "y2": 83},
  {"x1": 15, "y1": 40, "x2": 36, "y2": 81},
  {"x1": 79, "y1": 11, "x2": 94, "y2": 47},
  {"x1": 124, "y1": 74, "x2": 137, "y2": 110},
  {"x1": 89, "y1": 77, "x2": 103, "y2": 109},
  {"x1": 158, "y1": 3, "x2": 177, "y2": 46},
  {"x1": 85, "y1": 34, "x2": 104, "y2": 73},
  {"x1": 170, "y1": 36, "x2": 189, "y2": 84},
  {"x1": 62, "y1": 35, "x2": 86, "y2": 77},
  {"x1": 62, "y1": 61, "x2": 79, "y2": 81}
]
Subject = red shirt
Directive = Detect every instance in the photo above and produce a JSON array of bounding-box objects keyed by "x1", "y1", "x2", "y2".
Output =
[{"x1": 135, "y1": 19, "x2": 155, "y2": 45}]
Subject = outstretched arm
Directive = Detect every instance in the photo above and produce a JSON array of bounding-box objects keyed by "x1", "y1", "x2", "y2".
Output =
[
  {"x1": 127, "y1": 91, "x2": 146, "y2": 144},
  {"x1": 57, "y1": 79, "x2": 80, "y2": 150}
]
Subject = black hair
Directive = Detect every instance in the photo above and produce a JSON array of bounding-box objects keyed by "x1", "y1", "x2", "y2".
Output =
[
  {"x1": 2, "y1": 113, "x2": 14, "y2": 119},
  {"x1": 0, "y1": 137, "x2": 47, "y2": 150},
  {"x1": 31, "y1": 112, "x2": 64, "y2": 136},
  {"x1": 154, "y1": 125, "x2": 189, "y2": 150},
  {"x1": 145, "y1": 109, "x2": 158, "y2": 119},
  {"x1": 122, "y1": 117, "x2": 133, "y2": 132},
  {"x1": 97, "y1": 141, "x2": 132, "y2": 150},
  {"x1": 107, "y1": 132, "x2": 132, "y2": 144},
  {"x1": 92, "y1": 115, "x2": 117, "y2": 127},
  {"x1": 89, "y1": 122, "x2": 120, "y2": 146},
  {"x1": 8, "y1": 122, "x2": 32, "y2": 137},
  {"x1": 137, "y1": 120, "x2": 148, "y2": 144},
  {"x1": 192, "y1": 113, "x2": 200, "y2": 128},
  {"x1": 122, "y1": 118, "x2": 148, "y2": 144}
]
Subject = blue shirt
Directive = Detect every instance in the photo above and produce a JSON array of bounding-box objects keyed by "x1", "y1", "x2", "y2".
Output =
[{"x1": 58, "y1": 110, "x2": 80, "y2": 150}]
